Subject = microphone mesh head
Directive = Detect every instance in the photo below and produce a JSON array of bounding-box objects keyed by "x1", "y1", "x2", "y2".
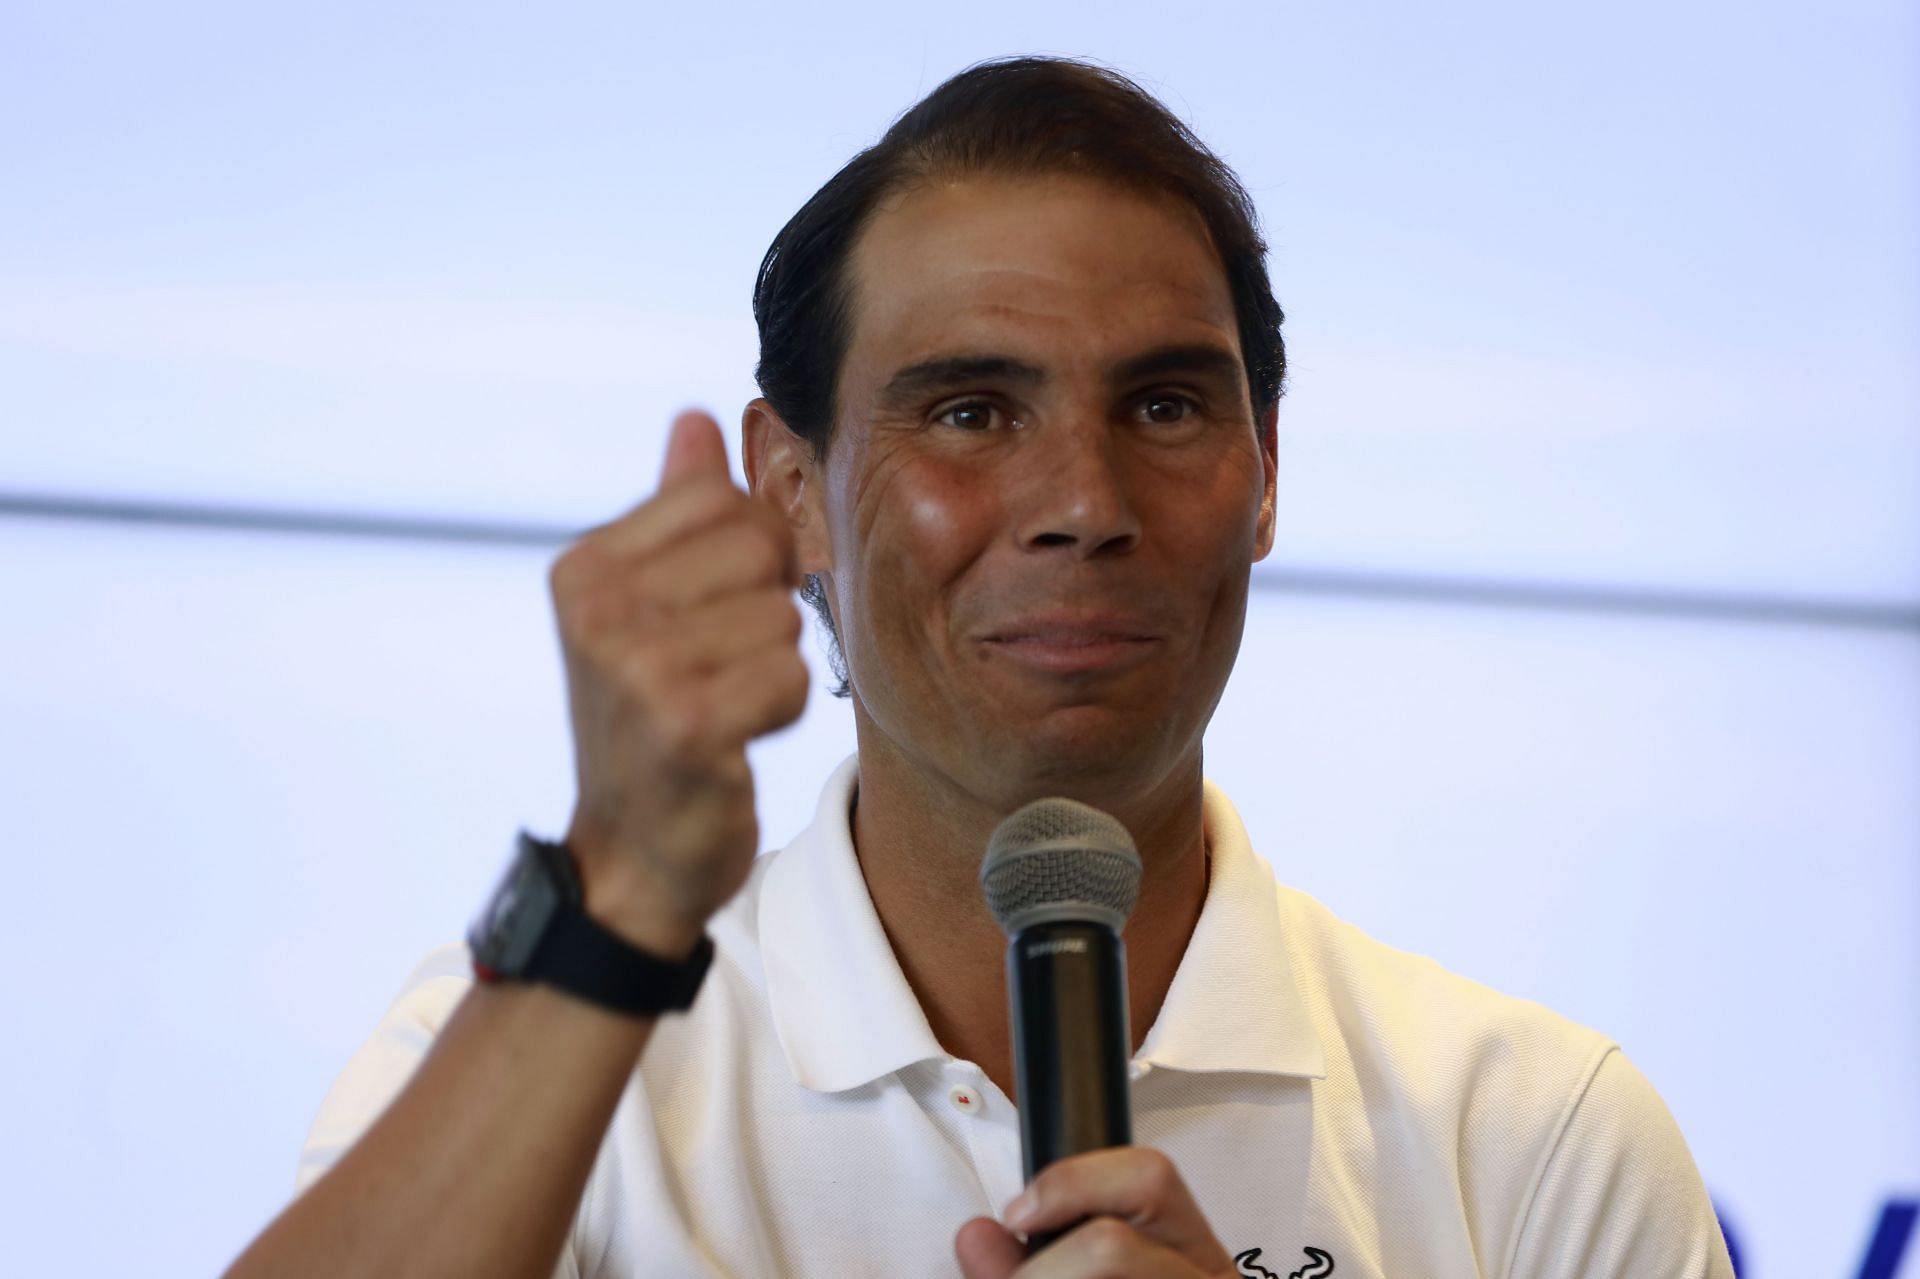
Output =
[{"x1": 980, "y1": 798, "x2": 1142, "y2": 936}]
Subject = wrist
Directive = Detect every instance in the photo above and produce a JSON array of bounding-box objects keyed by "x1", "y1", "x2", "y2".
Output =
[
  {"x1": 469, "y1": 832, "x2": 715, "y2": 1017},
  {"x1": 580, "y1": 863, "x2": 710, "y2": 961},
  {"x1": 564, "y1": 823, "x2": 712, "y2": 960}
]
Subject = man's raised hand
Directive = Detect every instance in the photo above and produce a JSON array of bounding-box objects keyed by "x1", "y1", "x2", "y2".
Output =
[{"x1": 549, "y1": 408, "x2": 810, "y2": 957}]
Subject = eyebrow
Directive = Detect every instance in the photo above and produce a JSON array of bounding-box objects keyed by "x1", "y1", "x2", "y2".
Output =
[{"x1": 873, "y1": 342, "x2": 1246, "y2": 412}]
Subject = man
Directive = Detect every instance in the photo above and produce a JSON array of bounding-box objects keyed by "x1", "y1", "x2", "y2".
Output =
[{"x1": 226, "y1": 56, "x2": 1734, "y2": 1278}]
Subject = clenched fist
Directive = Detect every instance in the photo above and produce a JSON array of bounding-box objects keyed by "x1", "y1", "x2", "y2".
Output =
[{"x1": 549, "y1": 408, "x2": 811, "y2": 957}]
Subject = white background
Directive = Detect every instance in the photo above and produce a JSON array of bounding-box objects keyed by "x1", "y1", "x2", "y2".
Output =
[{"x1": 1, "y1": 2, "x2": 1914, "y2": 1275}]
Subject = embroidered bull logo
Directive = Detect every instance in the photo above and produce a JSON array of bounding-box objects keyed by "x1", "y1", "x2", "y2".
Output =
[{"x1": 1234, "y1": 1246, "x2": 1334, "y2": 1279}]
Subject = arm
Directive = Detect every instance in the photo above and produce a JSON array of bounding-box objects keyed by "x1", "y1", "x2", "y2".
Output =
[
  {"x1": 223, "y1": 409, "x2": 809, "y2": 1279},
  {"x1": 1505, "y1": 1048, "x2": 1736, "y2": 1279},
  {"x1": 227, "y1": 975, "x2": 662, "y2": 1279}
]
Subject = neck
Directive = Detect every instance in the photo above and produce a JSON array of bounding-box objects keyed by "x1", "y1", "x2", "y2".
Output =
[{"x1": 846, "y1": 720, "x2": 1211, "y2": 1102}]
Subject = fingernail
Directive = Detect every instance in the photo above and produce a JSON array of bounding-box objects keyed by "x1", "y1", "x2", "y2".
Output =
[{"x1": 1003, "y1": 1188, "x2": 1037, "y2": 1228}]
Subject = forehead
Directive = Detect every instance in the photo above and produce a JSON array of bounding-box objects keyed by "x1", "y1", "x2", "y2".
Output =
[{"x1": 841, "y1": 171, "x2": 1239, "y2": 383}]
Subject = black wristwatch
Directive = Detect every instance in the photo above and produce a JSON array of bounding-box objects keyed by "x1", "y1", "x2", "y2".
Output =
[{"x1": 467, "y1": 831, "x2": 714, "y2": 1017}]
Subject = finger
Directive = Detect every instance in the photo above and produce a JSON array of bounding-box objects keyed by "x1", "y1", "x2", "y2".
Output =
[
  {"x1": 618, "y1": 515, "x2": 797, "y2": 615},
  {"x1": 560, "y1": 475, "x2": 748, "y2": 603},
  {"x1": 1004, "y1": 1149, "x2": 1231, "y2": 1270},
  {"x1": 680, "y1": 644, "x2": 811, "y2": 747},
  {"x1": 580, "y1": 477, "x2": 797, "y2": 589},
  {"x1": 1014, "y1": 1216, "x2": 1201, "y2": 1279},
  {"x1": 652, "y1": 588, "x2": 804, "y2": 677},
  {"x1": 955, "y1": 1216, "x2": 1027, "y2": 1279},
  {"x1": 559, "y1": 412, "x2": 740, "y2": 576},
  {"x1": 660, "y1": 408, "x2": 731, "y2": 487}
]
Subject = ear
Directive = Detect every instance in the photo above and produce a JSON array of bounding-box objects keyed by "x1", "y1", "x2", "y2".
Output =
[
  {"x1": 1252, "y1": 401, "x2": 1279, "y2": 562},
  {"x1": 742, "y1": 397, "x2": 832, "y2": 574}
]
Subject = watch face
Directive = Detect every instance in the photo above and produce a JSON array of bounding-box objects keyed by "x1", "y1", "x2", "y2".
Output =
[
  {"x1": 484, "y1": 873, "x2": 522, "y2": 938},
  {"x1": 468, "y1": 837, "x2": 563, "y2": 975}
]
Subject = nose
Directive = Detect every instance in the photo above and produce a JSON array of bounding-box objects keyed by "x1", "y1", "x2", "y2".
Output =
[{"x1": 1013, "y1": 421, "x2": 1142, "y2": 558}]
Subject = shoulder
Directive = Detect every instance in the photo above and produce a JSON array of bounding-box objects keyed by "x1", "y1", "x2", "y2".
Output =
[
  {"x1": 1274, "y1": 886, "x2": 1730, "y2": 1276},
  {"x1": 1276, "y1": 886, "x2": 1613, "y2": 1218},
  {"x1": 1508, "y1": 1046, "x2": 1733, "y2": 1276},
  {"x1": 1276, "y1": 883, "x2": 1617, "y2": 1096}
]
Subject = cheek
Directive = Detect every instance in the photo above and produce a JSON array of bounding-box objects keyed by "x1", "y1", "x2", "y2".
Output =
[
  {"x1": 1145, "y1": 453, "x2": 1264, "y2": 561},
  {"x1": 902, "y1": 486, "x2": 972, "y2": 559},
  {"x1": 857, "y1": 455, "x2": 1002, "y2": 592}
]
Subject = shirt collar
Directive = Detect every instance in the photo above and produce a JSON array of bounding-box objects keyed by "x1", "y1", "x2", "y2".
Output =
[
  {"x1": 759, "y1": 755, "x2": 949, "y2": 1092},
  {"x1": 758, "y1": 755, "x2": 1325, "y2": 1092},
  {"x1": 1132, "y1": 777, "x2": 1326, "y2": 1080}
]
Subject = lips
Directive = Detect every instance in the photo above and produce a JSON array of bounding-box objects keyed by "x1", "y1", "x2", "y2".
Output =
[
  {"x1": 978, "y1": 618, "x2": 1163, "y2": 673},
  {"x1": 986, "y1": 623, "x2": 1156, "y2": 644}
]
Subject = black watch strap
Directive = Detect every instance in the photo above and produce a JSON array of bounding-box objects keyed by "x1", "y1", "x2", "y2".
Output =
[
  {"x1": 469, "y1": 832, "x2": 715, "y2": 1017},
  {"x1": 535, "y1": 901, "x2": 715, "y2": 1016}
]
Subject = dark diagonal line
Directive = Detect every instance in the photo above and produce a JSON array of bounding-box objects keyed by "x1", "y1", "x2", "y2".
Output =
[{"x1": 3, "y1": 489, "x2": 1917, "y2": 632}]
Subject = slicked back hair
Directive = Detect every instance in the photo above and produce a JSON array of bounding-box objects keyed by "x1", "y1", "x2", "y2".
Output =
[{"x1": 750, "y1": 55, "x2": 1288, "y2": 696}]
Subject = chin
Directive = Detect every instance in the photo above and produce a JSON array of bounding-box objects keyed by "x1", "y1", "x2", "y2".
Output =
[{"x1": 972, "y1": 708, "x2": 1191, "y2": 801}]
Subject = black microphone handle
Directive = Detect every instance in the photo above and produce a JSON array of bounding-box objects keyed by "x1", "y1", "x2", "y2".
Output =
[{"x1": 1006, "y1": 918, "x2": 1133, "y2": 1253}]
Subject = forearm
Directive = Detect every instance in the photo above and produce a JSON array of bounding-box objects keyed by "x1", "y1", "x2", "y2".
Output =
[
  {"x1": 224, "y1": 980, "x2": 653, "y2": 1279},
  {"x1": 227, "y1": 410, "x2": 802, "y2": 1278}
]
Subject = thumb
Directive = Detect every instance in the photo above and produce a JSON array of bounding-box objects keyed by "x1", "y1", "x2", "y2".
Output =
[
  {"x1": 659, "y1": 409, "x2": 731, "y2": 487},
  {"x1": 954, "y1": 1217, "x2": 1027, "y2": 1279}
]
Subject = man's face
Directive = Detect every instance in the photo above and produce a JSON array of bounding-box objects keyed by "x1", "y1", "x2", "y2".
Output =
[{"x1": 800, "y1": 170, "x2": 1276, "y2": 805}]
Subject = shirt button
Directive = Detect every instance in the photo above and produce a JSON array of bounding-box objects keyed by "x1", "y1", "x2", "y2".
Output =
[
  {"x1": 947, "y1": 1083, "x2": 984, "y2": 1115},
  {"x1": 1129, "y1": 1061, "x2": 1151, "y2": 1081}
]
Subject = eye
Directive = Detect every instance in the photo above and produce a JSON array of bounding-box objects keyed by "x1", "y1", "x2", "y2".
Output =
[
  {"x1": 933, "y1": 398, "x2": 1016, "y2": 431},
  {"x1": 1138, "y1": 394, "x2": 1201, "y2": 425}
]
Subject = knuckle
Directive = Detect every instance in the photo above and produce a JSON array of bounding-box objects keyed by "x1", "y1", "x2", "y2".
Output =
[
  {"x1": 551, "y1": 548, "x2": 638, "y2": 636},
  {"x1": 777, "y1": 656, "x2": 811, "y2": 712},
  {"x1": 555, "y1": 585, "x2": 609, "y2": 640},
  {"x1": 751, "y1": 591, "x2": 802, "y2": 641},
  {"x1": 548, "y1": 545, "x2": 589, "y2": 601},
  {"x1": 1138, "y1": 1146, "x2": 1179, "y2": 1195},
  {"x1": 616, "y1": 640, "x2": 674, "y2": 703},
  {"x1": 692, "y1": 470, "x2": 746, "y2": 504},
  {"x1": 739, "y1": 524, "x2": 786, "y2": 582},
  {"x1": 649, "y1": 694, "x2": 707, "y2": 756},
  {"x1": 681, "y1": 475, "x2": 748, "y2": 528},
  {"x1": 1077, "y1": 1216, "x2": 1133, "y2": 1265},
  {"x1": 759, "y1": 508, "x2": 799, "y2": 562},
  {"x1": 1043, "y1": 1153, "x2": 1087, "y2": 1189},
  {"x1": 777, "y1": 597, "x2": 805, "y2": 643}
]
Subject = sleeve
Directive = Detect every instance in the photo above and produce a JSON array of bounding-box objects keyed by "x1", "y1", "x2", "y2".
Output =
[
  {"x1": 1505, "y1": 1047, "x2": 1735, "y2": 1279},
  {"x1": 291, "y1": 942, "x2": 583, "y2": 1279}
]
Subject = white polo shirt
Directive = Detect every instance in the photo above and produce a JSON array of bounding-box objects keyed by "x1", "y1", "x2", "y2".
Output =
[{"x1": 297, "y1": 755, "x2": 1734, "y2": 1277}]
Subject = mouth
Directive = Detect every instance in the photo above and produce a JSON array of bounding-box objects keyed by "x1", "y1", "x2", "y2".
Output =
[{"x1": 978, "y1": 621, "x2": 1163, "y2": 674}]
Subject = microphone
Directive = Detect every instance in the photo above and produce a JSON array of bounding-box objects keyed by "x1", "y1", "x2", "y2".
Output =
[{"x1": 980, "y1": 798, "x2": 1143, "y2": 1251}]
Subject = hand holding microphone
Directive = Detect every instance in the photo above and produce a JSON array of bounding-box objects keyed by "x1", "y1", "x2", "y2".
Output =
[{"x1": 957, "y1": 800, "x2": 1238, "y2": 1277}]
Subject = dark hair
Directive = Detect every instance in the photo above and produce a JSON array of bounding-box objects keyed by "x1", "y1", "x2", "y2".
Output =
[{"x1": 751, "y1": 54, "x2": 1287, "y2": 696}]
